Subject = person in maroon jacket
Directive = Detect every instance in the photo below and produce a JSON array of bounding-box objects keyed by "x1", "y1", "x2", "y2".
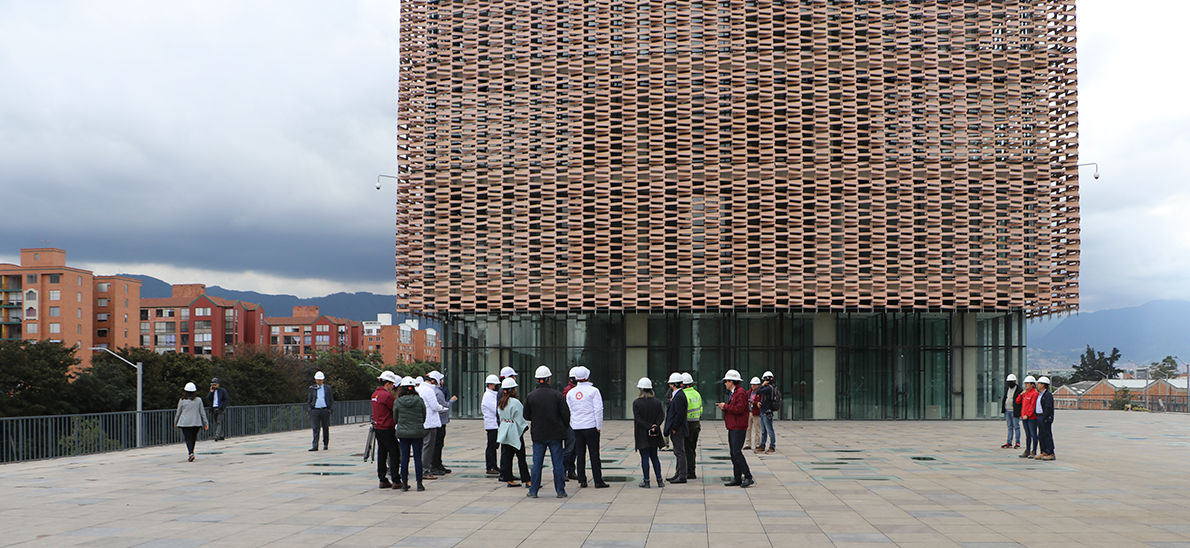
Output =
[
  {"x1": 371, "y1": 371, "x2": 400, "y2": 489},
  {"x1": 715, "y1": 369, "x2": 754, "y2": 488}
]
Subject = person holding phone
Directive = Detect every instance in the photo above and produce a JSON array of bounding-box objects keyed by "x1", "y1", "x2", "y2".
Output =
[{"x1": 716, "y1": 369, "x2": 754, "y2": 488}]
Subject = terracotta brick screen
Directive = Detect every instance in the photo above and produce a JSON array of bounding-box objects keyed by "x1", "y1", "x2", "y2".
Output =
[{"x1": 395, "y1": 0, "x2": 1079, "y2": 316}]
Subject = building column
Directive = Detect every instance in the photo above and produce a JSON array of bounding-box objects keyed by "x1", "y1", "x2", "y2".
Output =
[
  {"x1": 953, "y1": 312, "x2": 979, "y2": 419},
  {"x1": 624, "y1": 314, "x2": 648, "y2": 413},
  {"x1": 812, "y1": 312, "x2": 836, "y2": 420}
]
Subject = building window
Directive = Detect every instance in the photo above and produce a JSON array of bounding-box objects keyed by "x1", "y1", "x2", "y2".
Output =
[
  {"x1": 427, "y1": 332, "x2": 438, "y2": 347},
  {"x1": 77, "y1": 276, "x2": 82, "y2": 286},
  {"x1": 271, "y1": 326, "x2": 280, "y2": 334},
  {"x1": 156, "y1": 308, "x2": 175, "y2": 318},
  {"x1": 26, "y1": 274, "x2": 36, "y2": 283},
  {"x1": 97, "y1": 298, "x2": 109, "y2": 307},
  {"x1": 49, "y1": 323, "x2": 61, "y2": 334},
  {"x1": 141, "y1": 335, "x2": 152, "y2": 346},
  {"x1": 97, "y1": 329, "x2": 109, "y2": 338},
  {"x1": 49, "y1": 290, "x2": 60, "y2": 301},
  {"x1": 48, "y1": 306, "x2": 60, "y2": 317},
  {"x1": 400, "y1": 328, "x2": 412, "y2": 344},
  {"x1": 96, "y1": 282, "x2": 110, "y2": 292},
  {"x1": 77, "y1": 324, "x2": 82, "y2": 334},
  {"x1": 97, "y1": 313, "x2": 109, "y2": 321},
  {"x1": 95, "y1": 343, "x2": 109, "y2": 349},
  {"x1": 25, "y1": 290, "x2": 36, "y2": 302},
  {"x1": 225, "y1": 309, "x2": 234, "y2": 321},
  {"x1": 181, "y1": 334, "x2": 190, "y2": 345},
  {"x1": 78, "y1": 292, "x2": 82, "y2": 302},
  {"x1": 180, "y1": 309, "x2": 189, "y2": 320},
  {"x1": 140, "y1": 322, "x2": 150, "y2": 333},
  {"x1": 140, "y1": 310, "x2": 149, "y2": 320},
  {"x1": 26, "y1": 323, "x2": 37, "y2": 334},
  {"x1": 194, "y1": 320, "x2": 212, "y2": 330},
  {"x1": 180, "y1": 321, "x2": 188, "y2": 332},
  {"x1": 284, "y1": 326, "x2": 300, "y2": 333},
  {"x1": 48, "y1": 274, "x2": 60, "y2": 284},
  {"x1": 155, "y1": 334, "x2": 176, "y2": 346},
  {"x1": 195, "y1": 307, "x2": 211, "y2": 316},
  {"x1": 195, "y1": 333, "x2": 212, "y2": 343},
  {"x1": 316, "y1": 324, "x2": 330, "y2": 332},
  {"x1": 315, "y1": 335, "x2": 330, "y2": 344}
]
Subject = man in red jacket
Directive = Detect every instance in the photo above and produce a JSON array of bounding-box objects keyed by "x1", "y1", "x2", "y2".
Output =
[
  {"x1": 371, "y1": 371, "x2": 400, "y2": 489},
  {"x1": 716, "y1": 369, "x2": 754, "y2": 488}
]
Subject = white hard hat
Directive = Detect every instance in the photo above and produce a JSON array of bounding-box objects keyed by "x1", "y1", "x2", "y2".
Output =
[
  {"x1": 637, "y1": 377, "x2": 653, "y2": 390},
  {"x1": 399, "y1": 376, "x2": 415, "y2": 387},
  {"x1": 428, "y1": 371, "x2": 444, "y2": 381},
  {"x1": 574, "y1": 366, "x2": 591, "y2": 380},
  {"x1": 762, "y1": 371, "x2": 774, "y2": 379},
  {"x1": 379, "y1": 371, "x2": 399, "y2": 383},
  {"x1": 681, "y1": 372, "x2": 694, "y2": 385},
  {"x1": 668, "y1": 372, "x2": 684, "y2": 384},
  {"x1": 314, "y1": 371, "x2": 325, "y2": 380},
  {"x1": 1023, "y1": 375, "x2": 1036, "y2": 384},
  {"x1": 723, "y1": 369, "x2": 743, "y2": 382},
  {"x1": 535, "y1": 365, "x2": 552, "y2": 379},
  {"x1": 502, "y1": 377, "x2": 518, "y2": 389},
  {"x1": 500, "y1": 366, "x2": 516, "y2": 378},
  {"x1": 184, "y1": 382, "x2": 197, "y2": 392},
  {"x1": 415, "y1": 376, "x2": 424, "y2": 385},
  {"x1": 1037, "y1": 376, "x2": 1051, "y2": 385},
  {"x1": 569, "y1": 367, "x2": 579, "y2": 378},
  {"x1": 750, "y1": 377, "x2": 761, "y2": 385},
  {"x1": 485, "y1": 374, "x2": 500, "y2": 385},
  {"x1": 1006, "y1": 374, "x2": 1017, "y2": 382}
]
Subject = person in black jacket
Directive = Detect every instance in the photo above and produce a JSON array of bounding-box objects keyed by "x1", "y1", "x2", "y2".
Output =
[
  {"x1": 523, "y1": 365, "x2": 571, "y2": 499},
  {"x1": 207, "y1": 377, "x2": 229, "y2": 441},
  {"x1": 307, "y1": 371, "x2": 334, "y2": 451},
  {"x1": 633, "y1": 377, "x2": 665, "y2": 488},
  {"x1": 1001, "y1": 374, "x2": 1022, "y2": 449},
  {"x1": 1035, "y1": 376, "x2": 1056, "y2": 461},
  {"x1": 663, "y1": 372, "x2": 688, "y2": 484}
]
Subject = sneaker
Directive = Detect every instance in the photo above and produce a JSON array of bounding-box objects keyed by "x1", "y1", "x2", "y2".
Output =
[
  {"x1": 526, "y1": 491, "x2": 538, "y2": 498},
  {"x1": 1019, "y1": 449, "x2": 1030, "y2": 458},
  {"x1": 1014, "y1": 444, "x2": 1020, "y2": 449},
  {"x1": 556, "y1": 491, "x2": 568, "y2": 498},
  {"x1": 765, "y1": 448, "x2": 775, "y2": 454},
  {"x1": 188, "y1": 453, "x2": 195, "y2": 462},
  {"x1": 1001, "y1": 443, "x2": 1012, "y2": 449}
]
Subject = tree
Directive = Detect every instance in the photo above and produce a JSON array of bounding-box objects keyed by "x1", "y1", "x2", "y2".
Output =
[
  {"x1": 0, "y1": 340, "x2": 78, "y2": 416},
  {"x1": 1048, "y1": 374, "x2": 1070, "y2": 387},
  {"x1": 212, "y1": 349, "x2": 290, "y2": 405},
  {"x1": 71, "y1": 359, "x2": 138, "y2": 414},
  {"x1": 1070, "y1": 346, "x2": 1123, "y2": 383},
  {"x1": 81, "y1": 347, "x2": 213, "y2": 412},
  {"x1": 1109, "y1": 387, "x2": 1132, "y2": 410},
  {"x1": 1149, "y1": 356, "x2": 1180, "y2": 380}
]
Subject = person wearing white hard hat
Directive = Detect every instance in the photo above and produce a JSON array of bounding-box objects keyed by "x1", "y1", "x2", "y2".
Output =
[
  {"x1": 482, "y1": 374, "x2": 502, "y2": 475},
  {"x1": 524, "y1": 365, "x2": 572, "y2": 498},
  {"x1": 632, "y1": 377, "x2": 665, "y2": 488},
  {"x1": 1016, "y1": 375, "x2": 1040, "y2": 458},
  {"x1": 307, "y1": 371, "x2": 335, "y2": 451},
  {"x1": 174, "y1": 382, "x2": 208, "y2": 462},
  {"x1": 680, "y1": 372, "x2": 703, "y2": 480},
  {"x1": 663, "y1": 372, "x2": 689, "y2": 484},
  {"x1": 500, "y1": 366, "x2": 517, "y2": 380},
  {"x1": 393, "y1": 376, "x2": 428, "y2": 491},
  {"x1": 561, "y1": 367, "x2": 580, "y2": 479},
  {"x1": 745, "y1": 377, "x2": 762, "y2": 451},
  {"x1": 372, "y1": 371, "x2": 400, "y2": 489},
  {"x1": 414, "y1": 373, "x2": 446, "y2": 479},
  {"x1": 755, "y1": 371, "x2": 777, "y2": 454},
  {"x1": 497, "y1": 377, "x2": 531, "y2": 487},
  {"x1": 1001, "y1": 373, "x2": 1023, "y2": 450},
  {"x1": 716, "y1": 369, "x2": 755, "y2": 488},
  {"x1": 566, "y1": 366, "x2": 609, "y2": 488},
  {"x1": 424, "y1": 371, "x2": 457, "y2": 477},
  {"x1": 1035, "y1": 377, "x2": 1056, "y2": 461}
]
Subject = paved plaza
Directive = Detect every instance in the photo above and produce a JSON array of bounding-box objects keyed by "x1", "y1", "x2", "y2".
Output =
[{"x1": 3, "y1": 410, "x2": 1190, "y2": 548}]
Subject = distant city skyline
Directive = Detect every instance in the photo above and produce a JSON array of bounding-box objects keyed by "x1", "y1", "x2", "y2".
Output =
[{"x1": 1, "y1": 1, "x2": 1187, "y2": 312}]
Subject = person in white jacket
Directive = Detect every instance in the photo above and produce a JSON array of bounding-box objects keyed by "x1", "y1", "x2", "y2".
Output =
[
  {"x1": 481, "y1": 374, "x2": 500, "y2": 475},
  {"x1": 566, "y1": 366, "x2": 608, "y2": 488},
  {"x1": 415, "y1": 378, "x2": 445, "y2": 479}
]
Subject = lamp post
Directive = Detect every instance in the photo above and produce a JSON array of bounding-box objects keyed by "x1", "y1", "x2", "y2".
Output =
[
  {"x1": 1173, "y1": 356, "x2": 1189, "y2": 412},
  {"x1": 90, "y1": 347, "x2": 142, "y2": 448},
  {"x1": 1125, "y1": 360, "x2": 1150, "y2": 411},
  {"x1": 358, "y1": 363, "x2": 385, "y2": 374}
]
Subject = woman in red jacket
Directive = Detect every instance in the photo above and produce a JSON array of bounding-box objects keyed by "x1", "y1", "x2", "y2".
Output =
[
  {"x1": 716, "y1": 369, "x2": 754, "y2": 488},
  {"x1": 1016, "y1": 376, "x2": 1040, "y2": 459}
]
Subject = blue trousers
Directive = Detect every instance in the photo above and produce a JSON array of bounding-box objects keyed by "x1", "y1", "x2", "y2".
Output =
[
  {"x1": 639, "y1": 447, "x2": 661, "y2": 481},
  {"x1": 1005, "y1": 413, "x2": 1020, "y2": 445},
  {"x1": 530, "y1": 438, "x2": 566, "y2": 495},
  {"x1": 759, "y1": 413, "x2": 775, "y2": 449},
  {"x1": 1022, "y1": 418, "x2": 1038, "y2": 452},
  {"x1": 398, "y1": 437, "x2": 423, "y2": 485}
]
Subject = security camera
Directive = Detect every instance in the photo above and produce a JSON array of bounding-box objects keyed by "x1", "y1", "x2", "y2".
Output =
[
  {"x1": 376, "y1": 181, "x2": 383, "y2": 190},
  {"x1": 1093, "y1": 171, "x2": 1100, "y2": 180}
]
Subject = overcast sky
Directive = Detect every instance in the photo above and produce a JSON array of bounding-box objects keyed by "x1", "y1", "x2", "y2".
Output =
[{"x1": 1, "y1": 1, "x2": 1186, "y2": 313}]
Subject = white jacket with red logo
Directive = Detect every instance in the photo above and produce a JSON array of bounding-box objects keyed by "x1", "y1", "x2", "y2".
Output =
[{"x1": 566, "y1": 382, "x2": 603, "y2": 430}]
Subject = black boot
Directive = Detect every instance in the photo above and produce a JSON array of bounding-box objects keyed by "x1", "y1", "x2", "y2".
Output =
[
  {"x1": 638, "y1": 479, "x2": 650, "y2": 488},
  {"x1": 416, "y1": 480, "x2": 425, "y2": 492}
]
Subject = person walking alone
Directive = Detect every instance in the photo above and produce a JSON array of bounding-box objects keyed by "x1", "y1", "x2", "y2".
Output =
[
  {"x1": 523, "y1": 365, "x2": 571, "y2": 498},
  {"x1": 497, "y1": 377, "x2": 530, "y2": 488},
  {"x1": 307, "y1": 371, "x2": 334, "y2": 451},
  {"x1": 371, "y1": 371, "x2": 400, "y2": 489},
  {"x1": 174, "y1": 382, "x2": 208, "y2": 462},
  {"x1": 566, "y1": 366, "x2": 608, "y2": 488},
  {"x1": 207, "y1": 378, "x2": 228, "y2": 441},
  {"x1": 482, "y1": 374, "x2": 501, "y2": 475},
  {"x1": 716, "y1": 369, "x2": 754, "y2": 488},
  {"x1": 393, "y1": 377, "x2": 428, "y2": 491},
  {"x1": 1001, "y1": 374, "x2": 1022, "y2": 449},
  {"x1": 633, "y1": 377, "x2": 665, "y2": 488},
  {"x1": 663, "y1": 373, "x2": 688, "y2": 484},
  {"x1": 1016, "y1": 376, "x2": 1039, "y2": 459}
]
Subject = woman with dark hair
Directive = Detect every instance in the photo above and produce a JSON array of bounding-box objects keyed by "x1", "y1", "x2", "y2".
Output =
[
  {"x1": 632, "y1": 377, "x2": 665, "y2": 488},
  {"x1": 174, "y1": 382, "x2": 208, "y2": 462},
  {"x1": 393, "y1": 377, "x2": 428, "y2": 491},
  {"x1": 497, "y1": 377, "x2": 530, "y2": 488}
]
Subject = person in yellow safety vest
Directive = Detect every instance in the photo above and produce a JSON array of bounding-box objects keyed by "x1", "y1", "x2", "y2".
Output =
[{"x1": 681, "y1": 372, "x2": 702, "y2": 481}]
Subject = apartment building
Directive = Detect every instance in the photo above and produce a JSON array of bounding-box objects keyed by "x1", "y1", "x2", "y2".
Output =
[
  {"x1": 362, "y1": 314, "x2": 441, "y2": 365},
  {"x1": 0, "y1": 248, "x2": 141, "y2": 369},
  {"x1": 264, "y1": 306, "x2": 362, "y2": 359},
  {"x1": 138, "y1": 284, "x2": 266, "y2": 357}
]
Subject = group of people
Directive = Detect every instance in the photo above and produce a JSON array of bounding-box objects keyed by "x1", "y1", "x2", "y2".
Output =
[
  {"x1": 369, "y1": 369, "x2": 458, "y2": 491},
  {"x1": 1001, "y1": 373, "x2": 1057, "y2": 460}
]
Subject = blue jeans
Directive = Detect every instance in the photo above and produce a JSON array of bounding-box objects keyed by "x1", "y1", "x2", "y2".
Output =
[
  {"x1": 640, "y1": 446, "x2": 661, "y2": 481},
  {"x1": 1005, "y1": 413, "x2": 1020, "y2": 445},
  {"x1": 1022, "y1": 418, "x2": 1038, "y2": 452},
  {"x1": 398, "y1": 437, "x2": 423, "y2": 485},
  {"x1": 759, "y1": 413, "x2": 775, "y2": 449},
  {"x1": 563, "y1": 427, "x2": 576, "y2": 475},
  {"x1": 530, "y1": 438, "x2": 566, "y2": 495}
]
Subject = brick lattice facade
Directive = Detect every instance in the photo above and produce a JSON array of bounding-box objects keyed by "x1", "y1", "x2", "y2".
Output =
[{"x1": 395, "y1": 0, "x2": 1079, "y2": 316}]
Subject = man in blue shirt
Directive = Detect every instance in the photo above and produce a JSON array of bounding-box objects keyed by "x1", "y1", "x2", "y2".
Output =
[
  {"x1": 207, "y1": 378, "x2": 229, "y2": 441},
  {"x1": 307, "y1": 371, "x2": 334, "y2": 451}
]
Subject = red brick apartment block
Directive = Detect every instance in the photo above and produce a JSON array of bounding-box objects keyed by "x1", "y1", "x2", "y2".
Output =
[
  {"x1": 363, "y1": 315, "x2": 441, "y2": 365},
  {"x1": 139, "y1": 284, "x2": 266, "y2": 358},
  {"x1": 265, "y1": 307, "x2": 363, "y2": 359}
]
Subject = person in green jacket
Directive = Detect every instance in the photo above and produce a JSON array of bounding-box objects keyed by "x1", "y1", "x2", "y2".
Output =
[
  {"x1": 392, "y1": 376, "x2": 428, "y2": 492},
  {"x1": 497, "y1": 377, "x2": 530, "y2": 488}
]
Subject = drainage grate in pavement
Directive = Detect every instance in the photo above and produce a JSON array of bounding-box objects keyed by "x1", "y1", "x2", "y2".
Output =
[
  {"x1": 307, "y1": 463, "x2": 355, "y2": 466},
  {"x1": 244, "y1": 452, "x2": 273, "y2": 455},
  {"x1": 296, "y1": 472, "x2": 354, "y2": 476}
]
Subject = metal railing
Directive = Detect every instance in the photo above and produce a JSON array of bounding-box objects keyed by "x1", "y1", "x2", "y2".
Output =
[
  {"x1": 0, "y1": 400, "x2": 371, "y2": 464},
  {"x1": 1055, "y1": 394, "x2": 1188, "y2": 413}
]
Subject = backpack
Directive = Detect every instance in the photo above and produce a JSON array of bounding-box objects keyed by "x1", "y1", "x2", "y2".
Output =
[{"x1": 769, "y1": 385, "x2": 782, "y2": 413}]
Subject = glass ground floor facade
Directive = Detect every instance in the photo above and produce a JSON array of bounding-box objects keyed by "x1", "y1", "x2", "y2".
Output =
[{"x1": 440, "y1": 311, "x2": 1025, "y2": 420}]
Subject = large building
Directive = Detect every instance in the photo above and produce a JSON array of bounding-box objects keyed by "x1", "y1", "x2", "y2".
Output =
[
  {"x1": 0, "y1": 248, "x2": 141, "y2": 370},
  {"x1": 139, "y1": 284, "x2": 267, "y2": 357},
  {"x1": 395, "y1": 1, "x2": 1079, "y2": 419},
  {"x1": 264, "y1": 306, "x2": 363, "y2": 358},
  {"x1": 362, "y1": 314, "x2": 442, "y2": 365}
]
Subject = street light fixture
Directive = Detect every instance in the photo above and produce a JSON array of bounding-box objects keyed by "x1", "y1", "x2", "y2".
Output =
[
  {"x1": 357, "y1": 363, "x2": 385, "y2": 374},
  {"x1": 89, "y1": 347, "x2": 143, "y2": 448},
  {"x1": 1077, "y1": 162, "x2": 1100, "y2": 179}
]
